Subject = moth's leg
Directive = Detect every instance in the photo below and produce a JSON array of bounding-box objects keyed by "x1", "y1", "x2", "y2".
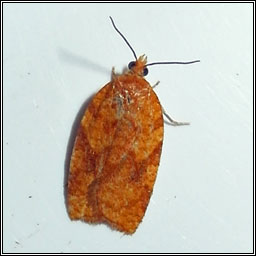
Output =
[
  {"x1": 111, "y1": 67, "x2": 117, "y2": 80},
  {"x1": 152, "y1": 81, "x2": 160, "y2": 89},
  {"x1": 162, "y1": 107, "x2": 190, "y2": 126}
]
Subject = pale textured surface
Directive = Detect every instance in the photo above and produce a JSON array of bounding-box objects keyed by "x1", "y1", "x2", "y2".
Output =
[{"x1": 3, "y1": 3, "x2": 253, "y2": 253}]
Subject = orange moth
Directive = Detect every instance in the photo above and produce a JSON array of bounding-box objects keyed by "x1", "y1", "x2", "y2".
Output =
[{"x1": 67, "y1": 17, "x2": 199, "y2": 234}]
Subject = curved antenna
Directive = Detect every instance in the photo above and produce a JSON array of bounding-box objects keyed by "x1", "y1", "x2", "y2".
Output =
[
  {"x1": 109, "y1": 16, "x2": 137, "y2": 60},
  {"x1": 146, "y1": 60, "x2": 200, "y2": 67}
]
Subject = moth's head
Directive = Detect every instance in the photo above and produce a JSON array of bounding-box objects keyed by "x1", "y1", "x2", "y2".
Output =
[{"x1": 128, "y1": 55, "x2": 148, "y2": 77}]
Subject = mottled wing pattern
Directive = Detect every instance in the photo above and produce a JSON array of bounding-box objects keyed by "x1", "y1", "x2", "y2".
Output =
[{"x1": 68, "y1": 74, "x2": 164, "y2": 233}]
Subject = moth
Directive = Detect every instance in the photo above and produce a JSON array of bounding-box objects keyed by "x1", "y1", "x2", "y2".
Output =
[{"x1": 67, "y1": 17, "x2": 199, "y2": 234}]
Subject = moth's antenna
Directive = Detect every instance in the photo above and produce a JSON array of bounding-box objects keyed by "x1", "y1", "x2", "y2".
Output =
[
  {"x1": 146, "y1": 60, "x2": 200, "y2": 67},
  {"x1": 109, "y1": 16, "x2": 137, "y2": 60}
]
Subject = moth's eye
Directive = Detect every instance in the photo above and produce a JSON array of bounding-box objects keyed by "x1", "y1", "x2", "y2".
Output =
[
  {"x1": 128, "y1": 61, "x2": 136, "y2": 70},
  {"x1": 143, "y1": 67, "x2": 149, "y2": 76}
]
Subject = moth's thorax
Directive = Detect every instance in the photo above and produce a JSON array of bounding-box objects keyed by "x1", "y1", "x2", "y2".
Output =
[{"x1": 112, "y1": 73, "x2": 151, "y2": 111}]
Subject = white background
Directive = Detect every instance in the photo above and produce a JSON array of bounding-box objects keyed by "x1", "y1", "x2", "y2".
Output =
[{"x1": 3, "y1": 3, "x2": 253, "y2": 253}]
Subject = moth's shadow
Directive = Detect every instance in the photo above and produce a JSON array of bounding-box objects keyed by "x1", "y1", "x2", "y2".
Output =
[
  {"x1": 58, "y1": 48, "x2": 110, "y2": 75},
  {"x1": 64, "y1": 94, "x2": 95, "y2": 214}
]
